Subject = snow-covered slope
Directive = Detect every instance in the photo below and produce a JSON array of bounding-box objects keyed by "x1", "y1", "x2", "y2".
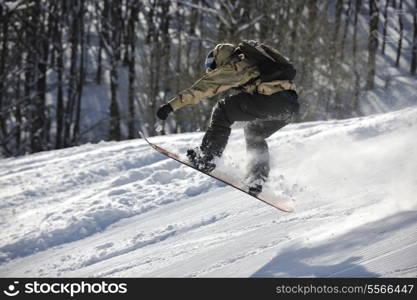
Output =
[{"x1": 1, "y1": 106, "x2": 417, "y2": 277}]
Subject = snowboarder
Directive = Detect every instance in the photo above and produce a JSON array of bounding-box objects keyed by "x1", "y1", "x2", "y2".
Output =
[{"x1": 156, "y1": 40, "x2": 299, "y2": 196}]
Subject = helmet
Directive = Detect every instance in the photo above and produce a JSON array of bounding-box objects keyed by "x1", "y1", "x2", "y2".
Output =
[{"x1": 204, "y1": 43, "x2": 236, "y2": 73}]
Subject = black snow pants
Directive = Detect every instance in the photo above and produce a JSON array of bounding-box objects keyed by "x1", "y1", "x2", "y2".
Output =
[{"x1": 200, "y1": 90, "x2": 299, "y2": 181}]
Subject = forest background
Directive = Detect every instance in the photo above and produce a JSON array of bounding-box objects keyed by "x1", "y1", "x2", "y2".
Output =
[{"x1": 0, "y1": 0, "x2": 416, "y2": 157}]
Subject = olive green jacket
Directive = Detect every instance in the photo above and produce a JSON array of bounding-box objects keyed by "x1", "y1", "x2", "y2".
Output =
[{"x1": 168, "y1": 44, "x2": 296, "y2": 112}]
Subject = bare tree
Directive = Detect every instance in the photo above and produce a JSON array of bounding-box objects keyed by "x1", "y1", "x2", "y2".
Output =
[
  {"x1": 381, "y1": 0, "x2": 390, "y2": 55},
  {"x1": 395, "y1": 0, "x2": 404, "y2": 67},
  {"x1": 100, "y1": 0, "x2": 122, "y2": 141},
  {"x1": 412, "y1": 0, "x2": 417, "y2": 75},
  {"x1": 366, "y1": 0, "x2": 379, "y2": 90},
  {"x1": 341, "y1": 0, "x2": 353, "y2": 61},
  {"x1": 126, "y1": 0, "x2": 141, "y2": 139},
  {"x1": 0, "y1": 0, "x2": 411, "y2": 157},
  {"x1": 352, "y1": 0, "x2": 363, "y2": 113},
  {"x1": 0, "y1": 9, "x2": 9, "y2": 154},
  {"x1": 52, "y1": 1, "x2": 65, "y2": 149}
]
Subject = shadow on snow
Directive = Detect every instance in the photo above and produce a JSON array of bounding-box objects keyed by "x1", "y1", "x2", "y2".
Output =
[{"x1": 252, "y1": 211, "x2": 417, "y2": 277}]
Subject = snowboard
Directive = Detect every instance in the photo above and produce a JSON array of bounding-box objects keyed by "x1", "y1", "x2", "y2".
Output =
[{"x1": 139, "y1": 131, "x2": 295, "y2": 213}]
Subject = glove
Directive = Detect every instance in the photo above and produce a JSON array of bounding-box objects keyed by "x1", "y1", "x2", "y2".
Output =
[{"x1": 156, "y1": 103, "x2": 173, "y2": 120}]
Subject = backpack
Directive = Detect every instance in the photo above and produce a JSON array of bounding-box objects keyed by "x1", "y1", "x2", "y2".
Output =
[{"x1": 235, "y1": 40, "x2": 296, "y2": 82}]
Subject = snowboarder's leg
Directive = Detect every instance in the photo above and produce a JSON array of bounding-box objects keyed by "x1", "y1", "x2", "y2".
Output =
[
  {"x1": 241, "y1": 90, "x2": 299, "y2": 195},
  {"x1": 187, "y1": 101, "x2": 232, "y2": 172},
  {"x1": 244, "y1": 119, "x2": 287, "y2": 195},
  {"x1": 200, "y1": 101, "x2": 232, "y2": 158}
]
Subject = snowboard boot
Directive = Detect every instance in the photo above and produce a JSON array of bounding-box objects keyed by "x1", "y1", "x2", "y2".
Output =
[
  {"x1": 186, "y1": 148, "x2": 217, "y2": 173},
  {"x1": 246, "y1": 175, "x2": 266, "y2": 197},
  {"x1": 245, "y1": 164, "x2": 269, "y2": 197}
]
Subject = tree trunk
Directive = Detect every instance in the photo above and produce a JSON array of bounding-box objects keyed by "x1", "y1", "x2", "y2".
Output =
[
  {"x1": 55, "y1": 21, "x2": 64, "y2": 149},
  {"x1": 340, "y1": 0, "x2": 352, "y2": 61},
  {"x1": 159, "y1": 0, "x2": 171, "y2": 135},
  {"x1": 73, "y1": 0, "x2": 86, "y2": 144},
  {"x1": 146, "y1": 1, "x2": 160, "y2": 136},
  {"x1": 32, "y1": 2, "x2": 49, "y2": 153},
  {"x1": 331, "y1": 0, "x2": 344, "y2": 118},
  {"x1": 333, "y1": 0, "x2": 343, "y2": 44},
  {"x1": 411, "y1": 0, "x2": 417, "y2": 75},
  {"x1": 353, "y1": 0, "x2": 362, "y2": 59},
  {"x1": 395, "y1": 0, "x2": 404, "y2": 67},
  {"x1": 96, "y1": 1, "x2": 103, "y2": 85},
  {"x1": 302, "y1": 0, "x2": 319, "y2": 120},
  {"x1": 127, "y1": 1, "x2": 140, "y2": 139},
  {"x1": 108, "y1": 1, "x2": 122, "y2": 141},
  {"x1": 64, "y1": 3, "x2": 80, "y2": 147},
  {"x1": 353, "y1": 0, "x2": 362, "y2": 112},
  {"x1": 366, "y1": 0, "x2": 379, "y2": 90},
  {"x1": 15, "y1": 74, "x2": 22, "y2": 155},
  {"x1": 0, "y1": 14, "x2": 8, "y2": 144},
  {"x1": 109, "y1": 64, "x2": 121, "y2": 141},
  {"x1": 175, "y1": 5, "x2": 183, "y2": 133},
  {"x1": 381, "y1": 0, "x2": 390, "y2": 55}
]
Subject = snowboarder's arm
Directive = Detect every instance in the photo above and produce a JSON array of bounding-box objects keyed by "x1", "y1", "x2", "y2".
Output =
[{"x1": 168, "y1": 60, "x2": 260, "y2": 111}]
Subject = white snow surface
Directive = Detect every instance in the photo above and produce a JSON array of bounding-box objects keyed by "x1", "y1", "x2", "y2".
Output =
[{"x1": 1, "y1": 106, "x2": 417, "y2": 278}]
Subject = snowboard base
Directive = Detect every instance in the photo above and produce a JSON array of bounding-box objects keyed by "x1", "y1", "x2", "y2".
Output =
[{"x1": 140, "y1": 132, "x2": 295, "y2": 213}]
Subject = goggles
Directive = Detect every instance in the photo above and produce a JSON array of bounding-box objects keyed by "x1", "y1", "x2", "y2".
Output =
[{"x1": 204, "y1": 50, "x2": 216, "y2": 70}]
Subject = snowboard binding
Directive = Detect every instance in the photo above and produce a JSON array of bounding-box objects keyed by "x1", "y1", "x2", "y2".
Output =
[
  {"x1": 245, "y1": 173, "x2": 267, "y2": 197},
  {"x1": 186, "y1": 148, "x2": 217, "y2": 173},
  {"x1": 248, "y1": 183, "x2": 263, "y2": 197}
]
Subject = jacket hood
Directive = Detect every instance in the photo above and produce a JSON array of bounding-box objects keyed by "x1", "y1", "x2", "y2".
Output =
[{"x1": 213, "y1": 43, "x2": 236, "y2": 67}]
